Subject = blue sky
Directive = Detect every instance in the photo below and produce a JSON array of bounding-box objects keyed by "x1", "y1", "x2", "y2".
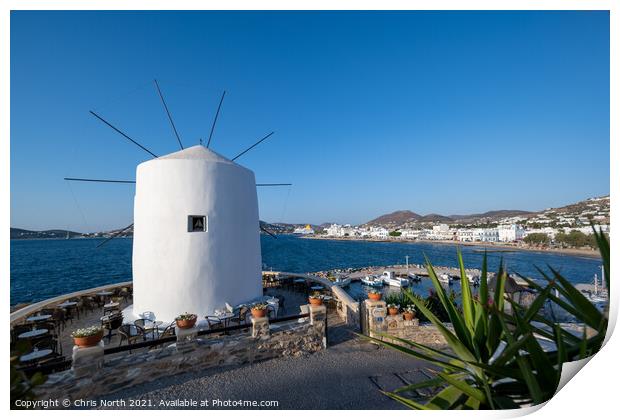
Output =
[{"x1": 11, "y1": 11, "x2": 609, "y2": 231}]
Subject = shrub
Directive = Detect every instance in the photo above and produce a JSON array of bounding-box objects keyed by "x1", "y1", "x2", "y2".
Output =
[{"x1": 367, "y1": 227, "x2": 609, "y2": 409}]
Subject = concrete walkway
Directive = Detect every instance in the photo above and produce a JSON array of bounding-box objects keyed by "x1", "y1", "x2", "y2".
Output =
[{"x1": 98, "y1": 328, "x2": 431, "y2": 410}]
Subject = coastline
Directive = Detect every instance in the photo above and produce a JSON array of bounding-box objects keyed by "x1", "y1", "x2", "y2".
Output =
[{"x1": 300, "y1": 235, "x2": 601, "y2": 259}]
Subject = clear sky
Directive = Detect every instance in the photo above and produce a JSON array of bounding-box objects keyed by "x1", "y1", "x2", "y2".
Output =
[{"x1": 10, "y1": 11, "x2": 609, "y2": 231}]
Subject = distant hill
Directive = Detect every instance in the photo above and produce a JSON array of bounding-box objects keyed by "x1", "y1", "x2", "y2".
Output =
[
  {"x1": 366, "y1": 210, "x2": 421, "y2": 226},
  {"x1": 449, "y1": 210, "x2": 533, "y2": 223},
  {"x1": 11, "y1": 228, "x2": 82, "y2": 240},
  {"x1": 363, "y1": 195, "x2": 609, "y2": 228},
  {"x1": 364, "y1": 209, "x2": 532, "y2": 227}
]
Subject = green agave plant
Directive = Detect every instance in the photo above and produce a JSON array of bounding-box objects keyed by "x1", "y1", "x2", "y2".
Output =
[{"x1": 368, "y1": 228, "x2": 609, "y2": 410}]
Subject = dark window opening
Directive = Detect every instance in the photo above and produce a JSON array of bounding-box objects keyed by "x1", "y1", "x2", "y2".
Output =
[{"x1": 188, "y1": 215, "x2": 207, "y2": 232}]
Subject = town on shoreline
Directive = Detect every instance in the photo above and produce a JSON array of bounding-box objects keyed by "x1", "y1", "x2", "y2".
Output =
[{"x1": 300, "y1": 234, "x2": 601, "y2": 258}]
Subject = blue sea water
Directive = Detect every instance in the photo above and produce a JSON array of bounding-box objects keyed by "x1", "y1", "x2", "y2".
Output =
[{"x1": 10, "y1": 235, "x2": 602, "y2": 306}]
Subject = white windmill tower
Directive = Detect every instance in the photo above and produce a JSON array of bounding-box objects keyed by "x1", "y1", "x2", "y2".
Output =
[{"x1": 65, "y1": 81, "x2": 288, "y2": 321}]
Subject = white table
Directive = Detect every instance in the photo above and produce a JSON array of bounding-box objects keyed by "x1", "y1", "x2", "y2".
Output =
[
  {"x1": 96, "y1": 291, "x2": 113, "y2": 296},
  {"x1": 18, "y1": 329, "x2": 48, "y2": 340},
  {"x1": 103, "y1": 302, "x2": 120, "y2": 309},
  {"x1": 26, "y1": 314, "x2": 52, "y2": 323},
  {"x1": 57, "y1": 301, "x2": 77, "y2": 308},
  {"x1": 311, "y1": 285, "x2": 324, "y2": 291},
  {"x1": 19, "y1": 349, "x2": 53, "y2": 363}
]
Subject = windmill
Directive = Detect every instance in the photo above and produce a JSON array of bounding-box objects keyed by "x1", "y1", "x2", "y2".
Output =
[{"x1": 65, "y1": 80, "x2": 291, "y2": 320}]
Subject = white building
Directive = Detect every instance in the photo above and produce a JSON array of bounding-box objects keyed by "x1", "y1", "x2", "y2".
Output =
[
  {"x1": 369, "y1": 227, "x2": 389, "y2": 239},
  {"x1": 497, "y1": 224, "x2": 525, "y2": 242},
  {"x1": 475, "y1": 228, "x2": 499, "y2": 242},
  {"x1": 132, "y1": 145, "x2": 263, "y2": 321},
  {"x1": 430, "y1": 224, "x2": 452, "y2": 240},
  {"x1": 456, "y1": 229, "x2": 475, "y2": 242}
]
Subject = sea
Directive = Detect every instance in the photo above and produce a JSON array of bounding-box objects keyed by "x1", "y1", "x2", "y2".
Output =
[{"x1": 10, "y1": 235, "x2": 602, "y2": 306}]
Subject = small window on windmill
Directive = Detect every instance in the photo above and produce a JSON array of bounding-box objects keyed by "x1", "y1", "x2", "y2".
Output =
[{"x1": 188, "y1": 215, "x2": 207, "y2": 232}]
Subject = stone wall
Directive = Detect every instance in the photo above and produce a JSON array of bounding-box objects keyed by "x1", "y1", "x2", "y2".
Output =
[
  {"x1": 34, "y1": 307, "x2": 327, "y2": 402},
  {"x1": 332, "y1": 285, "x2": 360, "y2": 329},
  {"x1": 362, "y1": 299, "x2": 448, "y2": 348}
]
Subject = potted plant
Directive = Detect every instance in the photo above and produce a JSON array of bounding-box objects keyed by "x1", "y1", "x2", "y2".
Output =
[
  {"x1": 175, "y1": 313, "x2": 197, "y2": 329},
  {"x1": 403, "y1": 305, "x2": 416, "y2": 321},
  {"x1": 308, "y1": 291, "x2": 324, "y2": 306},
  {"x1": 387, "y1": 303, "x2": 400, "y2": 316},
  {"x1": 71, "y1": 326, "x2": 104, "y2": 348},
  {"x1": 367, "y1": 289, "x2": 382, "y2": 301},
  {"x1": 251, "y1": 303, "x2": 269, "y2": 318}
]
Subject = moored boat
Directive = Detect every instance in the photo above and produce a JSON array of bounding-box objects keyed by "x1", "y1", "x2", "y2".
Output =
[
  {"x1": 361, "y1": 275, "x2": 383, "y2": 287},
  {"x1": 380, "y1": 271, "x2": 409, "y2": 288},
  {"x1": 332, "y1": 276, "x2": 351, "y2": 287}
]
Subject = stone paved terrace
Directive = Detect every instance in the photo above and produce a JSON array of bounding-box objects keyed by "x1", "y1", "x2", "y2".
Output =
[{"x1": 98, "y1": 324, "x2": 433, "y2": 410}]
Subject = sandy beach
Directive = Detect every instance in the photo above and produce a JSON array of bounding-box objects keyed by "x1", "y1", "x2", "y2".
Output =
[{"x1": 301, "y1": 235, "x2": 601, "y2": 259}]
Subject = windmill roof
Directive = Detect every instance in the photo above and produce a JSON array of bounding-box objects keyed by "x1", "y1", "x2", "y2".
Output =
[{"x1": 156, "y1": 145, "x2": 235, "y2": 164}]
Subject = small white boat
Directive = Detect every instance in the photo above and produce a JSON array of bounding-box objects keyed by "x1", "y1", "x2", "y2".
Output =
[
  {"x1": 467, "y1": 275, "x2": 480, "y2": 286},
  {"x1": 362, "y1": 275, "x2": 383, "y2": 287},
  {"x1": 407, "y1": 273, "x2": 421, "y2": 282},
  {"x1": 380, "y1": 271, "x2": 409, "y2": 288},
  {"x1": 333, "y1": 276, "x2": 351, "y2": 287},
  {"x1": 439, "y1": 273, "x2": 454, "y2": 284}
]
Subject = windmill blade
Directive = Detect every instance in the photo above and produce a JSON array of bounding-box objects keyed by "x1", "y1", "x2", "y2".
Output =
[
  {"x1": 260, "y1": 225, "x2": 277, "y2": 239},
  {"x1": 231, "y1": 132, "x2": 275, "y2": 161},
  {"x1": 207, "y1": 90, "x2": 226, "y2": 148},
  {"x1": 154, "y1": 79, "x2": 184, "y2": 150},
  {"x1": 65, "y1": 177, "x2": 289, "y2": 187},
  {"x1": 89, "y1": 110, "x2": 158, "y2": 158},
  {"x1": 96, "y1": 223, "x2": 134, "y2": 248},
  {"x1": 64, "y1": 177, "x2": 136, "y2": 184}
]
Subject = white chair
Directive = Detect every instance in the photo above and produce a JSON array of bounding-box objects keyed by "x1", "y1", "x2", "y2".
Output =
[
  {"x1": 225, "y1": 302, "x2": 234, "y2": 313},
  {"x1": 140, "y1": 311, "x2": 156, "y2": 321}
]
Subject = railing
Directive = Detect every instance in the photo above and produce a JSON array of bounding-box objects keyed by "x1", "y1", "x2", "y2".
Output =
[{"x1": 103, "y1": 313, "x2": 311, "y2": 356}]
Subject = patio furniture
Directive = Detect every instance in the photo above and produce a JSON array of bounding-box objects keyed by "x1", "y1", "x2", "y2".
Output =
[
  {"x1": 148, "y1": 324, "x2": 176, "y2": 349},
  {"x1": 133, "y1": 319, "x2": 158, "y2": 340},
  {"x1": 19, "y1": 349, "x2": 54, "y2": 364},
  {"x1": 18, "y1": 329, "x2": 48, "y2": 340},
  {"x1": 11, "y1": 324, "x2": 32, "y2": 346},
  {"x1": 205, "y1": 315, "x2": 224, "y2": 330},
  {"x1": 118, "y1": 287, "x2": 131, "y2": 303},
  {"x1": 230, "y1": 306, "x2": 249, "y2": 325},
  {"x1": 118, "y1": 324, "x2": 142, "y2": 351},
  {"x1": 139, "y1": 311, "x2": 156, "y2": 321},
  {"x1": 273, "y1": 294, "x2": 286, "y2": 314},
  {"x1": 32, "y1": 335, "x2": 59, "y2": 355},
  {"x1": 26, "y1": 314, "x2": 52, "y2": 324},
  {"x1": 79, "y1": 296, "x2": 96, "y2": 314},
  {"x1": 101, "y1": 312, "x2": 124, "y2": 343},
  {"x1": 57, "y1": 301, "x2": 79, "y2": 321},
  {"x1": 103, "y1": 301, "x2": 121, "y2": 316},
  {"x1": 51, "y1": 308, "x2": 66, "y2": 331},
  {"x1": 133, "y1": 324, "x2": 157, "y2": 341}
]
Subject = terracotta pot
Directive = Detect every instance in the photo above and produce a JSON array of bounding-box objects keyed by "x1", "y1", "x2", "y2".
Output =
[
  {"x1": 388, "y1": 307, "x2": 399, "y2": 316},
  {"x1": 368, "y1": 292, "x2": 382, "y2": 301},
  {"x1": 176, "y1": 317, "x2": 197, "y2": 329},
  {"x1": 404, "y1": 312, "x2": 415, "y2": 321},
  {"x1": 251, "y1": 308, "x2": 267, "y2": 318},
  {"x1": 309, "y1": 297, "x2": 324, "y2": 307},
  {"x1": 73, "y1": 332, "x2": 103, "y2": 348}
]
